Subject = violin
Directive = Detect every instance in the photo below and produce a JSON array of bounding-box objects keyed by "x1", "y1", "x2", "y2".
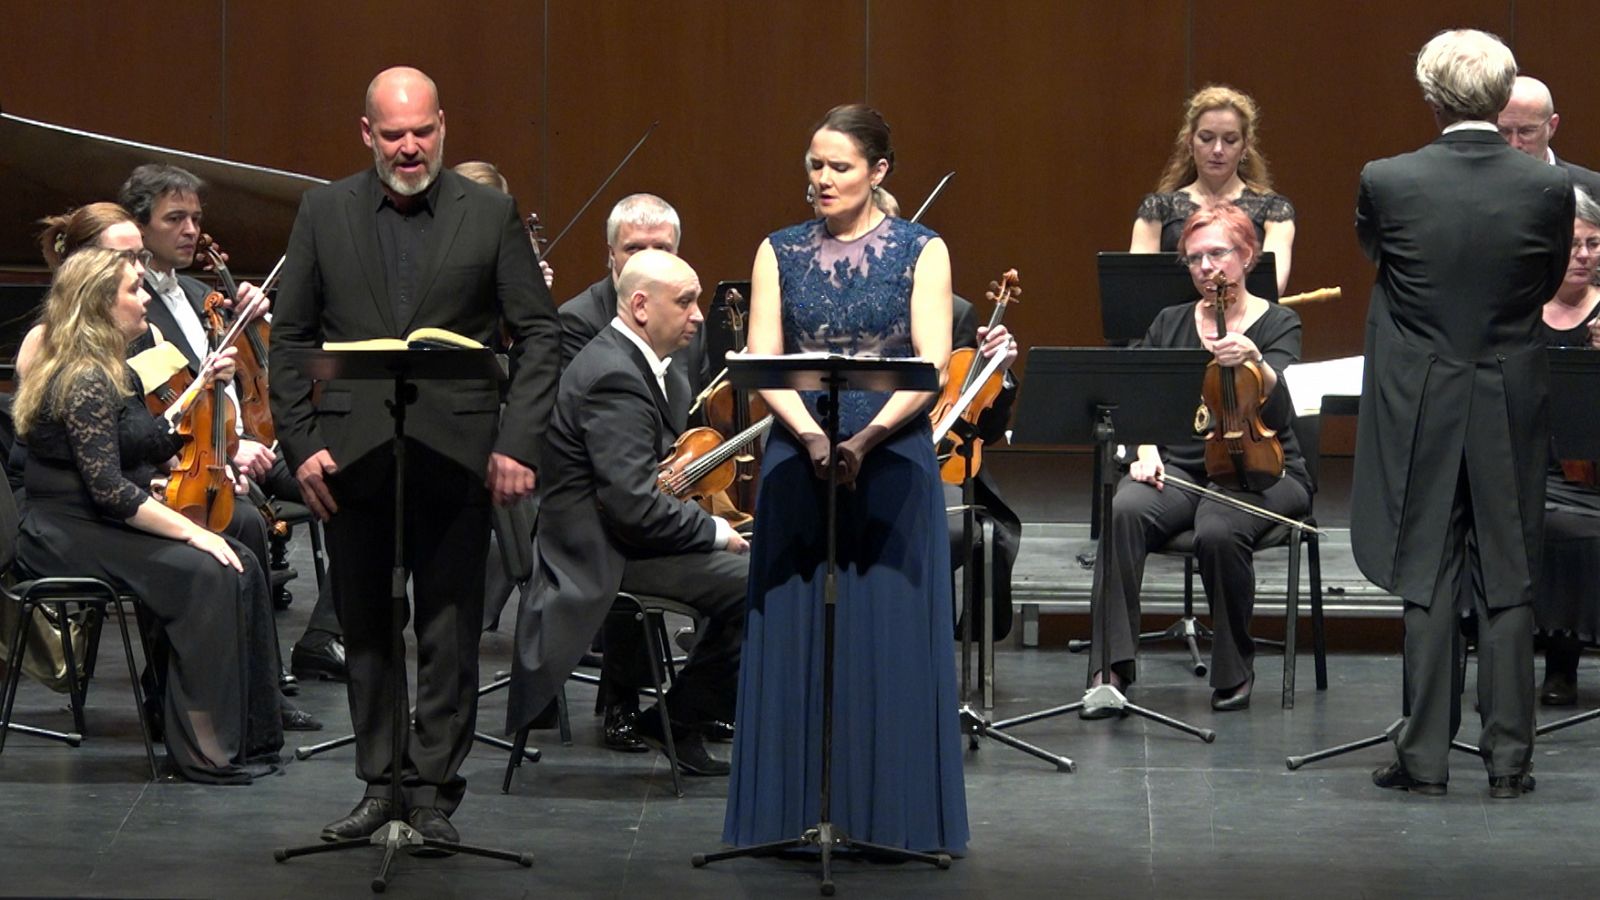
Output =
[
  {"x1": 1197, "y1": 272, "x2": 1283, "y2": 492},
  {"x1": 163, "y1": 293, "x2": 240, "y2": 531},
  {"x1": 930, "y1": 269, "x2": 1020, "y2": 484},
  {"x1": 697, "y1": 286, "x2": 769, "y2": 515},
  {"x1": 658, "y1": 417, "x2": 775, "y2": 503},
  {"x1": 196, "y1": 235, "x2": 275, "y2": 445}
]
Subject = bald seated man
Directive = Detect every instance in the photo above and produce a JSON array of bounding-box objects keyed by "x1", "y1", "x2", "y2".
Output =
[
  {"x1": 270, "y1": 65, "x2": 560, "y2": 845},
  {"x1": 507, "y1": 250, "x2": 749, "y2": 776},
  {"x1": 1498, "y1": 75, "x2": 1600, "y2": 198}
]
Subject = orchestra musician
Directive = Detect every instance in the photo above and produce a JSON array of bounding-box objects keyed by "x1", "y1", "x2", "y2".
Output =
[
  {"x1": 115, "y1": 165, "x2": 349, "y2": 687},
  {"x1": 1497, "y1": 76, "x2": 1600, "y2": 199},
  {"x1": 1533, "y1": 187, "x2": 1600, "y2": 706},
  {"x1": 13, "y1": 247, "x2": 285, "y2": 783},
  {"x1": 722, "y1": 104, "x2": 968, "y2": 854},
  {"x1": 1131, "y1": 85, "x2": 1297, "y2": 295},
  {"x1": 874, "y1": 188, "x2": 1022, "y2": 641},
  {"x1": 450, "y1": 160, "x2": 557, "y2": 290},
  {"x1": 1085, "y1": 202, "x2": 1309, "y2": 714},
  {"x1": 1356, "y1": 29, "x2": 1573, "y2": 799},
  {"x1": 549, "y1": 193, "x2": 717, "y2": 752},
  {"x1": 268, "y1": 66, "x2": 560, "y2": 845},
  {"x1": 20, "y1": 203, "x2": 321, "y2": 734},
  {"x1": 505, "y1": 249, "x2": 748, "y2": 776}
]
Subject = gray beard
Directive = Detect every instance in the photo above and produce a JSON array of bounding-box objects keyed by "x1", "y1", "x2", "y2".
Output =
[{"x1": 373, "y1": 146, "x2": 441, "y2": 197}]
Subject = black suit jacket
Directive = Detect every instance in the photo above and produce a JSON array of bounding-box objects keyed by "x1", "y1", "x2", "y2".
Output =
[
  {"x1": 1352, "y1": 129, "x2": 1574, "y2": 608},
  {"x1": 1555, "y1": 155, "x2": 1600, "y2": 200},
  {"x1": 268, "y1": 168, "x2": 560, "y2": 479},
  {"x1": 508, "y1": 325, "x2": 719, "y2": 730},
  {"x1": 559, "y1": 276, "x2": 711, "y2": 431}
]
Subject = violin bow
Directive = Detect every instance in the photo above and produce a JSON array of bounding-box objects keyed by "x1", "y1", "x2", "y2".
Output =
[
  {"x1": 541, "y1": 120, "x2": 660, "y2": 258},
  {"x1": 909, "y1": 171, "x2": 955, "y2": 224}
]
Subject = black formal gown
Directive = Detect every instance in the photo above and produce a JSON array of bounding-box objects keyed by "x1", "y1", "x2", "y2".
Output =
[
  {"x1": 1136, "y1": 189, "x2": 1295, "y2": 252},
  {"x1": 18, "y1": 366, "x2": 281, "y2": 783}
]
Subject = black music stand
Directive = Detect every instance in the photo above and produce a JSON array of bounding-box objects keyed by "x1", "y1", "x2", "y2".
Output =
[
  {"x1": 691, "y1": 354, "x2": 951, "y2": 895},
  {"x1": 997, "y1": 348, "x2": 1216, "y2": 742},
  {"x1": 271, "y1": 349, "x2": 532, "y2": 891},
  {"x1": 1096, "y1": 252, "x2": 1278, "y2": 344}
]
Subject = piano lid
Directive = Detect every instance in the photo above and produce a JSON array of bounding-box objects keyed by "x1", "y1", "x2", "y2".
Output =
[{"x1": 0, "y1": 110, "x2": 328, "y2": 276}]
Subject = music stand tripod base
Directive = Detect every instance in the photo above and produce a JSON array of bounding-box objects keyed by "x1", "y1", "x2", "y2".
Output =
[{"x1": 271, "y1": 349, "x2": 532, "y2": 891}]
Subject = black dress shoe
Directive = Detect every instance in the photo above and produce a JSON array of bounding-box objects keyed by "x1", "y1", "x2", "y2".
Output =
[
  {"x1": 1211, "y1": 674, "x2": 1253, "y2": 712},
  {"x1": 603, "y1": 704, "x2": 648, "y2": 753},
  {"x1": 407, "y1": 807, "x2": 459, "y2": 856},
  {"x1": 281, "y1": 707, "x2": 323, "y2": 731},
  {"x1": 279, "y1": 666, "x2": 300, "y2": 696},
  {"x1": 291, "y1": 635, "x2": 348, "y2": 682},
  {"x1": 635, "y1": 706, "x2": 730, "y2": 776},
  {"x1": 700, "y1": 720, "x2": 735, "y2": 744},
  {"x1": 321, "y1": 798, "x2": 396, "y2": 841},
  {"x1": 1540, "y1": 673, "x2": 1577, "y2": 707},
  {"x1": 1489, "y1": 772, "x2": 1536, "y2": 799},
  {"x1": 1371, "y1": 761, "x2": 1446, "y2": 796}
]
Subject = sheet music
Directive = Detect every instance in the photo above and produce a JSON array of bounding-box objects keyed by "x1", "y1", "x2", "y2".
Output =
[{"x1": 1283, "y1": 356, "x2": 1364, "y2": 416}]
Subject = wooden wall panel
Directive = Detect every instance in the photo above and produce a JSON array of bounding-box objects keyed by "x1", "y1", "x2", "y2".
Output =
[
  {"x1": 223, "y1": 0, "x2": 545, "y2": 192},
  {"x1": 0, "y1": 1, "x2": 226, "y2": 155},
  {"x1": 541, "y1": 1, "x2": 867, "y2": 295},
  {"x1": 868, "y1": 0, "x2": 1188, "y2": 353},
  {"x1": 1512, "y1": 0, "x2": 1600, "y2": 170}
]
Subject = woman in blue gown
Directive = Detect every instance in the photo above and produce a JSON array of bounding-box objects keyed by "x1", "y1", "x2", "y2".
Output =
[{"x1": 722, "y1": 104, "x2": 969, "y2": 854}]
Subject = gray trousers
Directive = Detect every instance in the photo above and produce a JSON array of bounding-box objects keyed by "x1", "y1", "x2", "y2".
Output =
[{"x1": 1395, "y1": 467, "x2": 1535, "y2": 783}]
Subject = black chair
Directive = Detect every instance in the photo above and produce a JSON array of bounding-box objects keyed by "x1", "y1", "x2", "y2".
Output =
[
  {"x1": 267, "y1": 500, "x2": 326, "y2": 610},
  {"x1": 0, "y1": 475, "x2": 160, "y2": 778},
  {"x1": 1143, "y1": 413, "x2": 1328, "y2": 708},
  {"x1": 502, "y1": 590, "x2": 698, "y2": 798}
]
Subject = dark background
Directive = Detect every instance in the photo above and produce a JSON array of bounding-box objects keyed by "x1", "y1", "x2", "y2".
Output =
[{"x1": 2, "y1": 1, "x2": 1592, "y2": 374}]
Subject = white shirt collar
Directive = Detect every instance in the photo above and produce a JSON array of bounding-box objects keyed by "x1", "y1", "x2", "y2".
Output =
[
  {"x1": 609, "y1": 317, "x2": 672, "y2": 389},
  {"x1": 1546, "y1": 147, "x2": 1559, "y2": 165},
  {"x1": 1442, "y1": 120, "x2": 1498, "y2": 134},
  {"x1": 147, "y1": 267, "x2": 179, "y2": 296}
]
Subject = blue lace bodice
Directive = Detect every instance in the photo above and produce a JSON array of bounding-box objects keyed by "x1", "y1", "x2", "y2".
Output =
[{"x1": 769, "y1": 215, "x2": 934, "y2": 433}]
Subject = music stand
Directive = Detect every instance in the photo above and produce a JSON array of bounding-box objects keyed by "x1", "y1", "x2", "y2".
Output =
[
  {"x1": 1096, "y1": 252, "x2": 1278, "y2": 344},
  {"x1": 691, "y1": 354, "x2": 952, "y2": 894},
  {"x1": 271, "y1": 349, "x2": 532, "y2": 891},
  {"x1": 997, "y1": 348, "x2": 1217, "y2": 742}
]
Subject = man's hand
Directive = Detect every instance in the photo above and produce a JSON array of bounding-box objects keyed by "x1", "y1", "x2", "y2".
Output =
[
  {"x1": 487, "y1": 452, "x2": 537, "y2": 506},
  {"x1": 233, "y1": 439, "x2": 276, "y2": 481},
  {"x1": 296, "y1": 449, "x2": 340, "y2": 520},
  {"x1": 234, "y1": 281, "x2": 271, "y2": 320},
  {"x1": 539, "y1": 259, "x2": 555, "y2": 289},
  {"x1": 725, "y1": 531, "x2": 751, "y2": 555}
]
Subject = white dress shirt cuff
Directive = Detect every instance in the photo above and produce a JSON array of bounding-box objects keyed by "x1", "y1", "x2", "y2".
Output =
[{"x1": 712, "y1": 516, "x2": 736, "y2": 550}]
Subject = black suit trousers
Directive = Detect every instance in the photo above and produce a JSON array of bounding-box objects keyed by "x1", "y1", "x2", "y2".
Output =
[
  {"x1": 601, "y1": 550, "x2": 747, "y2": 726},
  {"x1": 325, "y1": 440, "x2": 490, "y2": 813}
]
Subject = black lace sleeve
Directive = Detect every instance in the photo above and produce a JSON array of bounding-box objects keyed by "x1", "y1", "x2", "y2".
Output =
[
  {"x1": 61, "y1": 371, "x2": 148, "y2": 520},
  {"x1": 1259, "y1": 191, "x2": 1296, "y2": 223},
  {"x1": 1135, "y1": 192, "x2": 1173, "y2": 223}
]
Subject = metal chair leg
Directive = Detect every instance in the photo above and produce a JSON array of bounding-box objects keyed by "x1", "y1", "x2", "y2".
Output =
[{"x1": 640, "y1": 609, "x2": 683, "y2": 798}]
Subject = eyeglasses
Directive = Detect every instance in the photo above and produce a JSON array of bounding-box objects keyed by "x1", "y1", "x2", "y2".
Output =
[
  {"x1": 116, "y1": 249, "x2": 154, "y2": 268},
  {"x1": 1179, "y1": 246, "x2": 1237, "y2": 269},
  {"x1": 1573, "y1": 236, "x2": 1600, "y2": 255},
  {"x1": 1497, "y1": 120, "x2": 1551, "y2": 141}
]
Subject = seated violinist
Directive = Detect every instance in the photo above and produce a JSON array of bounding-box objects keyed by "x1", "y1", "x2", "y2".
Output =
[
  {"x1": 506, "y1": 250, "x2": 748, "y2": 776},
  {"x1": 1084, "y1": 201, "x2": 1310, "y2": 714},
  {"x1": 20, "y1": 202, "x2": 320, "y2": 733},
  {"x1": 12, "y1": 247, "x2": 286, "y2": 782},
  {"x1": 117, "y1": 164, "x2": 346, "y2": 686}
]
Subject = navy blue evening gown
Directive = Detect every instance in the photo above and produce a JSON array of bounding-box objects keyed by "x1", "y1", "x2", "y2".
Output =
[{"x1": 722, "y1": 215, "x2": 969, "y2": 854}]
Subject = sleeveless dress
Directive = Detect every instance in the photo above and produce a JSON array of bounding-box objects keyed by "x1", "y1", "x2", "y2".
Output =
[
  {"x1": 1136, "y1": 188, "x2": 1295, "y2": 251},
  {"x1": 722, "y1": 216, "x2": 969, "y2": 854}
]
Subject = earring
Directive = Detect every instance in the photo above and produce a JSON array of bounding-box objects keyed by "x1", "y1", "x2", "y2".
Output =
[{"x1": 805, "y1": 184, "x2": 817, "y2": 205}]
